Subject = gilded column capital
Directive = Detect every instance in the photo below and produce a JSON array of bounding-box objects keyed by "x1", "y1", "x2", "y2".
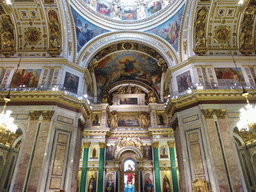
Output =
[
  {"x1": 83, "y1": 142, "x2": 91, "y2": 148},
  {"x1": 167, "y1": 141, "x2": 175, "y2": 148},
  {"x1": 152, "y1": 141, "x2": 159, "y2": 148},
  {"x1": 29, "y1": 111, "x2": 42, "y2": 121},
  {"x1": 214, "y1": 109, "x2": 226, "y2": 119},
  {"x1": 202, "y1": 109, "x2": 214, "y2": 119},
  {"x1": 42, "y1": 111, "x2": 54, "y2": 121},
  {"x1": 99, "y1": 142, "x2": 106, "y2": 148}
]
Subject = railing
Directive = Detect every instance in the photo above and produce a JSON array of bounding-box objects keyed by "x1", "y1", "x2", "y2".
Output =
[
  {"x1": 0, "y1": 84, "x2": 90, "y2": 102},
  {"x1": 169, "y1": 83, "x2": 256, "y2": 99}
]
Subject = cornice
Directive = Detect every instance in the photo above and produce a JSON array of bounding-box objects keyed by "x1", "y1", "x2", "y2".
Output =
[
  {"x1": 0, "y1": 91, "x2": 91, "y2": 115},
  {"x1": 148, "y1": 128, "x2": 174, "y2": 136},
  {"x1": 165, "y1": 89, "x2": 256, "y2": 116},
  {"x1": 83, "y1": 128, "x2": 110, "y2": 136}
]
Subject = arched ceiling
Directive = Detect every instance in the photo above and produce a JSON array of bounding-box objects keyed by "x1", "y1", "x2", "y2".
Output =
[{"x1": 0, "y1": 0, "x2": 255, "y2": 101}]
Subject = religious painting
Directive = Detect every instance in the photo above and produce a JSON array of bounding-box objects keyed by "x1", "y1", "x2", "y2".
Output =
[
  {"x1": 92, "y1": 112, "x2": 101, "y2": 127},
  {"x1": 63, "y1": 72, "x2": 79, "y2": 94},
  {"x1": 11, "y1": 69, "x2": 42, "y2": 88},
  {"x1": 124, "y1": 159, "x2": 135, "y2": 192},
  {"x1": 142, "y1": 144, "x2": 152, "y2": 160},
  {"x1": 105, "y1": 173, "x2": 115, "y2": 192},
  {"x1": 147, "y1": 1, "x2": 162, "y2": 16},
  {"x1": 90, "y1": 145, "x2": 99, "y2": 159},
  {"x1": 122, "y1": 7, "x2": 137, "y2": 20},
  {"x1": 87, "y1": 172, "x2": 97, "y2": 192},
  {"x1": 157, "y1": 112, "x2": 166, "y2": 126},
  {"x1": 106, "y1": 145, "x2": 116, "y2": 160},
  {"x1": 162, "y1": 175, "x2": 171, "y2": 192},
  {"x1": 176, "y1": 70, "x2": 192, "y2": 93},
  {"x1": 144, "y1": 173, "x2": 154, "y2": 192},
  {"x1": 96, "y1": 1, "x2": 111, "y2": 17},
  {"x1": 147, "y1": 4, "x2": 185, "y2": 51},
  {"x1": 120, "y1": 98, "x2": 138, "y2": 105},
  {"x1": 94, "y1": 52, "x2": 162, "y2": 97},
  {"x1": 214, "y1": 67, "x2": 245, "y2": 87},
  {"x1": 71, "y1": 7, "x2": 109, "y2": 53},
  {"x1": 118, "y1": 113, "x2": 140, "y2": 127},
  {"x1": 160, "y1": 145, "x2": 168, "y2": 159}
]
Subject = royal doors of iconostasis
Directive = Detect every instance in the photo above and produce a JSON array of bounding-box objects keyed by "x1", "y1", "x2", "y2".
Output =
[{"x1": 104, "y1": 145, "x2": 155, "y2": 192}]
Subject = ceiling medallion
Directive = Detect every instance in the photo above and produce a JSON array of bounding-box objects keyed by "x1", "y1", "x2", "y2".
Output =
[
  {"x1": 122, "y1": 42, "x2": 134, "y2": 50},
  {"x1": 24, "y1": 27, "x2": 42, "y2": 45},
  {"x1": 213, "y1": 25, "x2": 231, "y2": 44}
]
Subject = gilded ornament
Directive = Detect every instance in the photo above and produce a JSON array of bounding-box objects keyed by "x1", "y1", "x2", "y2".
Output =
[
  {"x1": 194, "y1": 7, "x2": 208, "y2": 56},
  {"x1": 192, "y1": 178, "x2": 210, "y2": 192},
  {"x1": 157, "y1": 58, "x2": 167, "y2": 72},
  {"x1": 24, "y1": 27, "x2": 42, "y2": 45},
  {"x1": 167, "y1": 141, "x2": 175, "y2": 148},
  {"x1": 99, "y1": 142, "x2": 106, "y2": 148},
  {"x1": 115, "y1": 136, "x2": 143, "y2": 152},
  {"x1": 152, "y1": 141, "x2": 159, "y2": 148},
  {"x1": 140, "y1": 112, "x2": 150, "y2": 129},
  {"x1": 29, "y1": 111, "x2": 42, "y2": 120},
  {"x1": 148, "y1": 90, "x2": 157, "y2": 103},
  {"x1": 110, "y1": 111, "x2": 118, "y2": 129},
  {"x1": 213, "y1": 109, "x2": 226, "y2": 119},
  {"x1": 83, "y1": 142, "x2": 91, "y2": 148},
  {"x1": 0, "y1": 14, "x2": 16, "y2": 57},
  {"x1": 240, "y1": 13, "x2": 254, "y2": 56},
  {"x1": 47, "y1": 10, "x2": 62, "y2": 57},
  {"x1": 183, "y1": 40, "x2": 187, "y2": 55},
  {"x1": 42, "y1": 111, "x2": 54, "y2": 121},
  {"x1": 201, "y1": 109, "x2": 214, "y2": 119},
  {"x1": 213, "y1": 25, "x2": 231, "y2": 44}
]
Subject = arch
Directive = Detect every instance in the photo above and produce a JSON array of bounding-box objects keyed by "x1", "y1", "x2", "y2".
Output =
[
  {"x1": 115, "y1": 146, "x2": 143, "y2": 159},
  {"x1": 77, "y1": 31, "x2": 179, "y2": 68}
]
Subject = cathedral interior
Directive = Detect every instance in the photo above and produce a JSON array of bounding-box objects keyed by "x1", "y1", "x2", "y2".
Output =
[{"x1": 0, "y1": 0, "x2": 256, "y2": 191}]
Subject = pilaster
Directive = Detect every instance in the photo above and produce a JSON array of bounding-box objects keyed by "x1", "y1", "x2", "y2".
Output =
[
  {"x1": 97, "y1": 142, "x2": 106, "y2": 192},
  {"x1": 152, "y1": 141, "x2": 161, "y2": 192},
  {"x1": 13, "y1": 111, "x2": 42, "y2": 192}
]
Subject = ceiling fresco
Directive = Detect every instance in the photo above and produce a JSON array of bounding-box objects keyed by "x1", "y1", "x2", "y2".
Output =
[
  {"x1": 146, "y1": 4, "x2": 185, "y2": 52},
  {"x1": 94, "y1": 51, "x2": 162, "y2": 97},
  {"x1": 80, "y1": 0, "x2": 170, "y2": 20},
  {"x1": 70, "y1": 6, "x2": 109, "y2": 53}
]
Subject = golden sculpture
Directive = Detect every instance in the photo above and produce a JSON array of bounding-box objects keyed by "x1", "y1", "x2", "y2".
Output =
[
  {"x1": 148, "y1": 91, "x2": 156, "y2": 103},
  {"x1": 193, "y1": 7, "x2": 208, "y2": 56},
  {"x1": 115, "y1": 136, "x2": 143, "y2": 152},
  {"x1": 157, "y1": 58, "x2": 167, "y2": 73},
  {"x1": 140, "y1": 112, "x2": 150, "y2": 129},
  {"x1": 102, "y1": 91, "x2": 109, "y2": 103},
  {"x1": 0, "y1": 14, "x2": 16, "y2": 57},
  {"x1": 110, "y1": 111, "x2": 118, "y2": 129},
  {"x1": 240, "y1": 13, "x2": 254, "y2": 55},
  {"x1": 192, "y1": 178, "x2": 209, "y2": 192},
  {"x1": 47, "y1": 10, "x2": 62, "y2": 57}
]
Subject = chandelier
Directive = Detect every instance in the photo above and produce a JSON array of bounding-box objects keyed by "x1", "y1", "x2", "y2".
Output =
[{"x1": 236, "y1": 91, "x2": 256, "y2": 133}]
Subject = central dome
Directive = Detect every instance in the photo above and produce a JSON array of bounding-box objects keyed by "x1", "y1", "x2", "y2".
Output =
[{"x1": 81, "y1": 0, "x2": 168, "y2": 21}]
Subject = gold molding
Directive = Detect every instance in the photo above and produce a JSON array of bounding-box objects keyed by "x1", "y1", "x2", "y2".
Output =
[
  {"x1": 42, "y1": 110, "x2": 54, "y2": 121},
  {"x1": 202, "y1": 109, "x2": 214, "y2": 119},
  {"x1": 167, "y1": 141, "x2": 175, "y2": 148},
  {"x1": 83, "y1": 142, "x2": 91, "y2": 148},
  {"x1": 214, "y1": 109, "x2": 226, "y2": 119},
  {"x1": 152, "y1": 141, "x2": 159, "y2": 148},
  {"x1": 29, "y1": 111, "x2": 42, "y2": 120},
  {"x1": 99, "y1": 142, "x2": 106, "y2": 148}
]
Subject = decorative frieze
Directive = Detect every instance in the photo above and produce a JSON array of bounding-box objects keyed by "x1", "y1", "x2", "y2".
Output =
[
  {"x1": 29, "y1": 111, "x2": 42, "y2": 121},
  {"x1": 42, "y1": 110, "x2": 54, "y2": 121},
  {"x1": 83, "y1": 142, "x2": 91, "y2": 148}
]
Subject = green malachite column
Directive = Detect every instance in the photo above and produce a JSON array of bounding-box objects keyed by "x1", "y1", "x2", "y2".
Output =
[
  {"x1": 80, "y1": 142, "x2": 91, "y2": 192},
  {"x1": 152, "y1": 141, "x2": 161, "y2": 192},
  {"x1": 97, "y1": 142, "x2": 106, "y2": 192},
  {"x1": 168, "y1": 141, "x2": 179, "y2": 192}
]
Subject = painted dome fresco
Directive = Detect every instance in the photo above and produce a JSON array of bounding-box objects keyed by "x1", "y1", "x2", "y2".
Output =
[{"x1": 80, "y1": 0, "x2": 171, "y2": 21}]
